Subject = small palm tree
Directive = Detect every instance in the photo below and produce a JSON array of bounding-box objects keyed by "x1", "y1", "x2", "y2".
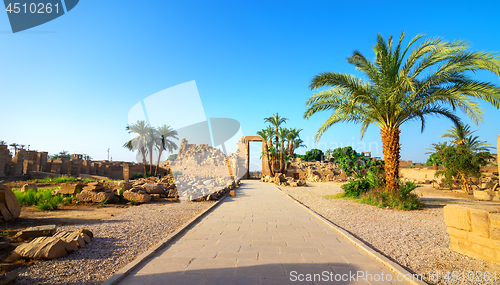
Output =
[
  {"x1": 441, "y1": 123, "x2": 492, "y2": 152},
  {"x1": 305, "y1": 32, "x2": 500, "y2": 191},
  {"x1": 291, "y1": 138, "x2": 306, "y2": 155},
  {"x1": 264, "y1": 113, "x2": 288, "y2": 154},
  {"x1": 124, "y1": 120, "x2": 151, "y2": 175},
  {"x1": 278, "y1": 127, "x2": 289, "y2": 173},
  {"x1": 154, "y1": 125, "x2": 179, "y2": 176},
  {"x1": 257, "y1": 129, "x2": 274, "y2": 176},
  {"x1": 145, "y1": 128, "x2": 159, "y2": 175},
  {"x1": 9, "y1": 143, "x2": 19, "y2": 154},
  {"x1": 286, "y1": 128, "x2": 302, "y2": 155}
]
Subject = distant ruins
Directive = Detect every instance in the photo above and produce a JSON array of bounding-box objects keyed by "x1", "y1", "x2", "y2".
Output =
[{"x1": 0, "y1": 145, "x2": 168, "y2": 181}]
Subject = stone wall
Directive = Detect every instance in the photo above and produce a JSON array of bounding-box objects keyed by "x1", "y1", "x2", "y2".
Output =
[
  {"x1": 0, "y1": 146, "x2": 161, "y2": 180},
  {"x1": 170, "y1": 138, "x2": 235, "y2": 180},
  {"x1": 444, "y1": 204, "x2": 500, "y2": 264},
  {"x1": 399, "y1": 168, "x2": 436, "y2": 184}
]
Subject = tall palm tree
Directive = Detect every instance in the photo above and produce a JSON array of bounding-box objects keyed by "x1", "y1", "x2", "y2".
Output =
[
  {"x1": 441, "y1": 124, "x2": 476, "y2": 145},
  {"x1": 124, "y1": 120, "x2": 151, "y2": 175},
  {"x1": 9, "y1": 143, "x2": 19, "y2": 154},
  {"x1": 286, "y1": 128, "x2": 302, "y2": 155},
  {"x1": 278, "y1": 127, "x2": 289, "y2": 173},
  {"x1": 305, "y1": 32, "x2": 500, "y2": 191},
  {"x1": 154, "y1": 125, "x2": 179, "y2": 176},
  {"x1": 441, "y1": 123, "x2": 492, "y2": 152},
  {"x1": 145, "y1": 127, "x2": 159, "y2": 175},
  {"x1": 264, "y1": 125, "x2": 276, "y2": 172},
  {"x1": 264, "y1": 113, "x2": 288, "y2": 154},
  {"x1": 257, "y1": 129, "x2": 274, "y2": 176},
  {"x1": 291, "y1": 138, "x2": 306, "y2": 155}
]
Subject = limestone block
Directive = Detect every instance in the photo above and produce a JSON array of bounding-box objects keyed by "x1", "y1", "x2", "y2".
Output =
[
  {"x1": 490, "y1": 224, "x2": 500, "y2": 241},
  {"x1": 14, "y1": 236, "x2": 77, "y2": 259},
  {"x1": 447, "y1": 227, "x2": 468, "y2": 240},
  {"x1": 468, "y1": 233, "x2": 500, "y2": 248},
  {"x1": 0, "y1": 203, "x2": 12, "y2": 221},
  {"x1": 76, "y1": 190, "x2": 114, "y2": 203},
  {"x1": 142, "y1": 183, "x2": 166, "y2": 194},
  {"x1": 0, "y1": 186, "x2": 21, "y2": 219},
  {"x1": 123, "y1": 191, "x2": 151, "y2": 203},
  {"x1": 471, "y1": 209, "x2": 491, "y2": 238},
  {"x1": 53, "y1": 231, "x2": 90, "y2": 248},
  {"x1": 490, "y1": 213, "x2": 500, "y2": 227},
  {"x1": 13, "y1": 225, "x2": 56, "y2": 241},
  {"x1": 473, "y1": 190, "x2": 493, "y2": 201},
  {"x1": 20, "y1": 183, "x2": 37, "y2": 192},
  {"x1": 58, "y1": 182, "x2": 83, "y2": 195},
  {"x1": 444, "y1": 205, "x2": 472, "y2": 231},
  {"x1": 449, "y1": 236, "x2": 470, "y2": 248}
]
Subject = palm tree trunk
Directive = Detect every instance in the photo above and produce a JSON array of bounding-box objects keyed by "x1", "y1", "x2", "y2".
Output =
[
  {"x1": 141, "y1": 148, "x2": 148, "y2": 176},
  {"x1": 280, "y1": 140, "x2": 284, "y2": 174},
  {"x1": 155, "y1": 148, "x2": 163, "y2": 177},
  {"x1": 149, "y1": 147, "x2": 154, "y2": 176},
  {"x1": 286, "y1": 140, "x2": 291, "y2": 155},
  {"x1": 264, "y1": 144, "x2": 274, "y2": 176},
  {"x1": 381, "y1": 127, "x2": 400, "y2": 191}
]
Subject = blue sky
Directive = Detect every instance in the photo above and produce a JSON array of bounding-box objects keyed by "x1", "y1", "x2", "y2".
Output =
[{"x1": 1, "y1": 0, "x2": 499, "y2": 168}]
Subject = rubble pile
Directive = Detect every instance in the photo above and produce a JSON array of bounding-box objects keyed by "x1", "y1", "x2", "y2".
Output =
[{"x1": 260, "y1": 173, "x2": 306, "y2": 187}]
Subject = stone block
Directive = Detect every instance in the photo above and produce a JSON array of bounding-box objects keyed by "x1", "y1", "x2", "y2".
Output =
[
  {"x1": 58, "y1": 182, "x2": 83, "y2": 195},
  {"x1": 14, "y1": 236, "x2": 77, "y2": 259},
  {"x1": 449, "y1": 236, "x2": 470, "y2": 248},
  {"x1": 471, "y1": 209, "x2": 491, "y2": 238},
  {"x1": 13, "y1": 224, "x2": 57, "y2": 241},
  {"x1": 444, "y1": 205, "x2": 472, "y2": 231},
  {"x1": 473, "y1": 190, "x2": 493, "y2": 201},
  {"x1": 447, "y1": 227, "x2": 468, "y2": 240},
  {"x1": 20, "y1": 183, "x2": 37, "y2": 192}
]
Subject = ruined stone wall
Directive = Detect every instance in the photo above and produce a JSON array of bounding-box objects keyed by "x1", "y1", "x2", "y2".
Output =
[
  {"x1": 0, "y1": 145, "x2": 11, "y2": 177},
  {"x1": 171, "y1": 138, "x2": 235, "y2": 180},
  {"x1": 444, "y1": 204, "x2": 500, "y2": 264}
]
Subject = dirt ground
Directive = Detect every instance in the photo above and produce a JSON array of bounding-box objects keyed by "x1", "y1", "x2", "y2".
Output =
[{"x1": 0, "y1": 204, "x2": 128, "y2": 232}]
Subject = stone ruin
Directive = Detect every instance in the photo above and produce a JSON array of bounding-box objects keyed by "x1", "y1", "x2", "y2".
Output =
[
  {"x1": 12, "y1": 225, "x2": 93, "y2": 260},
  {"x1": 0, "y1": 184, "x2": 21, "y2": 222},
  {"x1": 168, "y1": 138, "x2": 245, "y2": 201},
  {"x1": 0, "y1": 145, "x2": 168, "y2": 181}
]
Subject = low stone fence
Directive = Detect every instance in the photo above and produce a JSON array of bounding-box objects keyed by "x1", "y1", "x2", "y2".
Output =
[{"x1": 444, "y1": 204, "x2": 500, "y2": 264}]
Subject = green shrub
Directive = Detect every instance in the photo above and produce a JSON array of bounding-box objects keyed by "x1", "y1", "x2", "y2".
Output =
[
  {"x1": 131, "y1": 173, "x2": 144, "y2": 180},
  {"x1": 341, "y1": 178, "x2": 370, "y2": 198},
  {"x1": 15, "y1": 187, "x2": 65, "y2": 211},
  {"x1": 358, "y1": 182, "x2": 425, "y2": 210},
  {"x1": 130, "y1": 198, "x2": 138, "y2": 206},
  {"x1": 300, "y1": 149, "x2": 324, "y2": 162}
]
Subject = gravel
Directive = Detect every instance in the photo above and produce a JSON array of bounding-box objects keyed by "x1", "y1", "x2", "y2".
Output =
[
  {"x1": 279, "y1": 182, "x2": 500, "y2": 285},
  {"x1": 15, "y1": 201, "x2": 214, "y2": 284}
]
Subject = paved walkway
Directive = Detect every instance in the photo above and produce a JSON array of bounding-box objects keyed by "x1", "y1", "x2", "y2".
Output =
[{"x1": 118, "y1": 180, "x2": 401, "y2": 285}]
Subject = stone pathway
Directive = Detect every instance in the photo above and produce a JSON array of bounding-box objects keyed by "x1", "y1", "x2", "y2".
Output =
[{"x1": 118, "y1": 180, "x2": 401, "y2": 284}]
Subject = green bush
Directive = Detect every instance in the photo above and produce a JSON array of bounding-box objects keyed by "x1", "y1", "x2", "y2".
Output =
[
  {"x1": 300, "y1": 149, "x2": 324, "y2": 162},
  {"x1": 340, "y1": 178, "x2": 370, "y2": 198},
  {"x1": 167, "y1": 154, "x2": 178, "y2": 161},
  {"x1": 358, "y1": 182, "x2": 425, "y2": 210},
  {"x1": 131, "y1": 173, "x2": 144, "y2": 180},
  {"x1": 15, "y1": 187, "x2": 72, "y2": 211}
]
